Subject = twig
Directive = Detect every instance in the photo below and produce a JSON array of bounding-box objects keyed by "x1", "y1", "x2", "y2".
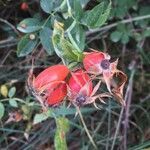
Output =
[
  {"x1": 0, "y1": 37, "x2": 16, "y2": 44},
  {"x1": 86, "y1": 14, "x2": 150, "y2": 36},
  {"x1": 106, "y1": 101, "x2": 111, "y2": 150},
  {"x1": 0, "y1": 18, "x2": 20, "y2": 36},
  {"x1": 76, "y1": 107, "x2": 98, "y2": 150},
  {"x1": 122, "y1": 65, "x2": 135, "y2": 150},
  {"x1": 121, "y1": 44, "x2": 126, "y2": 71},
  {"x1": 110, "y1": 104, "x2": 124, "y2": 150},
  {"x1": 140, "y1": 94, "x2": 150, "y2": 103},
  {"x1": 0, "y1": 50, "x2": 12, "y2": 65},
  {"x1": 110, "y1": 61, "x2": 136, "y2": 150},
  {"x1": 85, "y1": 111, "x2": 107, "y2": 148}
]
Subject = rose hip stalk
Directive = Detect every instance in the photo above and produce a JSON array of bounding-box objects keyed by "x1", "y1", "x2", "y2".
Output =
[
  {"x1": 83, "y1": 50, "x2": 127, "y2": 106},
  {"x1": 28, "y1": 65, "x2": 69, "y2": 107},
  {"x1": 68, "y1": 69, "x2": 110, "y2": 107}
]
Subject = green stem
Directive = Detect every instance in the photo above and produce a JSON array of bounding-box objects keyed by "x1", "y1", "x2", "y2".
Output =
[
  {"x1": 1, "y1": 98, "x2": 27, "y2": 104},
  {"x1": 76, "y1": 107, "x2": 98, "y2": 150},
  {"x1": 41, "y1": 15, "x2": 51, "y2": 28}
]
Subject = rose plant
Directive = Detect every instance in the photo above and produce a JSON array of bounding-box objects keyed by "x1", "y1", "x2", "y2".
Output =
[{"x1": 3, "y1": 1, "x2": 127, "y2": 149}]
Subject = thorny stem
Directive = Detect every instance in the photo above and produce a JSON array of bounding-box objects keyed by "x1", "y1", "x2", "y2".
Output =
[{"x1": 76, "y1": 106, "x2": 98, "y2": 150}]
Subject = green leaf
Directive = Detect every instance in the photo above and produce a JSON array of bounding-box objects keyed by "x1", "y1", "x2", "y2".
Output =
[
  {"x1": 8, "y1": 87, "x2": 16, "y2": 98},
  {"x1": 9, "y1": 98, "x2": 18, "y2": 108},
  {"x1": 133, "y1": 33, "x2": 142, "y2": 42},
  {"x1": 117, "y1": 24, "x2": 126, "y2": 32},
  {"x1": 52, "y1": 21, "x2": 83, "y2": 65},
  {"x1": 139, "y1": 6, "x2": 150, "y2": 16},
  {"x1": 73, "y1": 0, "x2": 83, "y2": 21},
  {"x1": 17, "y1": 18, "x2": 41, "y2": 33},
  {"x1": 143, "y1": 29, "x2": 150, "y2": 38},
  {"x1": 40, "y1": 0, "x2": 53, "y2": 13},
  {"x1": 54, "y1": 117, "x2": 69, "y2": 150},
  {"x1": 33, "y1": 106, "x2": 95, "y2": 124},
  {"x1": 0, "y1": 84, "x2": 8, "y2": 97},
  {"x1": 136, "y1": 6, "x2": 150, "y2": 28},
  {"x1": 82, "y1": 2, "x2": 104, "y2": 27},
  {"x1": 54, "y1": 129, "x2": 68, "y2": 150},
  {"x1": 80, "y1": 0, "x2": 90, "y2": 6},
  {"x1": 56, "y1": 117, "x2": 69, "y2": 132},
  {"x1": 33, "y1": 110, "x2": 52, "y2": 124},
  {"x1": 70, "y1": 24, "x2": 85, "y2": 51},
  {"x1": 33, "y1": 113, "x2": 48, "y2": 124},
  {"x1": 110, "y1": 31, "x2": 122, "y2": 42},
  {"x1": 82, "y1": 2, "x2": 111, "y2": 28},
  {"x1": 53, "y1": 105, "x2": 95, "y2": 116},
  {"x1": 0, "y1": 102, "x2": 5, "y2": 119},
  {"x1": 40, "y1": 27, "x2": 54, "y2": 55},
  {"x1": 17, "y1": 34, "x2": 38, "y2": 57},
  {"x1": 121, "y1": 34, "x2": 129, "y2": 44},
  {"x1": 40, "y1": 0, "x2": 63, "y2": 13}
]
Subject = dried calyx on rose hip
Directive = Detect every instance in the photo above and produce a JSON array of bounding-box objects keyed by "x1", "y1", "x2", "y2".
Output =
[
  {"x1": 83, "y1": 50, "x2": 127, "y2": 106},
  {"x1": 27, "y1": 65, "x2": 69, "y2": 107},
  {"x1": 68, "y1": 69, "x2": 110, "y2": 107}
]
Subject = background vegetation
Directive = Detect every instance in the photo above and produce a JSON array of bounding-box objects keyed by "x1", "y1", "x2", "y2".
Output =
[{"x1": 0, "y1": 0, "x2": 150, "y2": 149}]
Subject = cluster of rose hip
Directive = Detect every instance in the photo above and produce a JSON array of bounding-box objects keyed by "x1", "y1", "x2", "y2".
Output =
[{"x1": 28, "y1": 50, "x2": 127, "y2": 108}]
